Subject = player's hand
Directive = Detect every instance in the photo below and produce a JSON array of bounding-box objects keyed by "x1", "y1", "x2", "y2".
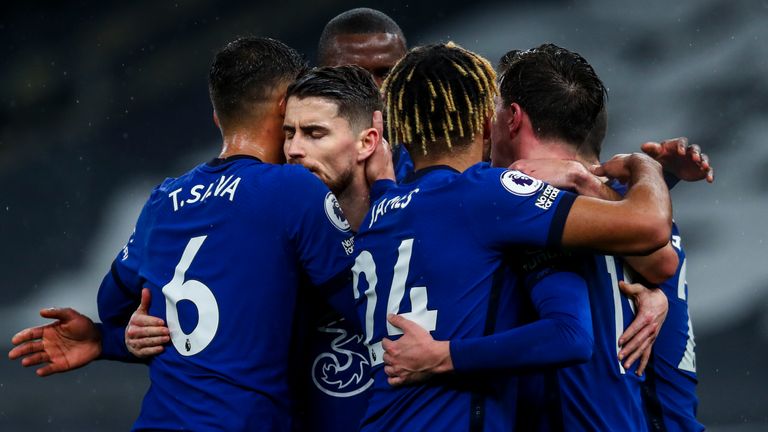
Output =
[
  {"x1": 8, "y1": 307, "x2": 101, "y2": 377},
  {"x1": 591, "y1": 152, "x2": 661, "y2": 184},
  {"x1": 381, "y1": 314, "x2": 452, "y2": 387},
  {"x1": 125, "y1": 288, "x2": 170, "y2": 358},
  {"x1": 617, "y1": 281, "x2": 668, "y2": 375},
  {"x1": 364, "y1": 110, "x2": 395, "y2": 185},
  {"x1": 641, "y1": 137, "x2": 714, "y2": 183},
  {"x1": 510, "y1": 159, "x2": 587, "y2": 190}
]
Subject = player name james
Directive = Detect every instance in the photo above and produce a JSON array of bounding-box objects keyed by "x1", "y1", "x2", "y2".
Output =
[
  {"x1": 168, "y1": 175, "x2": 241, "y2": 212},
  {"x1": 368, "y1": 188, "x2": 420, "y2": 228}
]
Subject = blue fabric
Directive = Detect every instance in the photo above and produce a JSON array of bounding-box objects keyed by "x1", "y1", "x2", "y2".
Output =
[
  {"x1": 643, "y1": 223, "x2": 704, "y2": 431},
  {"x1": 392, "y1": 144, "x2": 414, "y2": 184},
  {"x1": 353, "y1": 163, "x2": 575, "y2": 431},
  {"x1": 96, "y1": 156, "x2": 356, "y2": 431},
  {"x1": 451, "y1": 271, "x2": 593, "y2": 371},
  {"x1": 517, "y1": 252, "x2": 648, "y2": 431}
]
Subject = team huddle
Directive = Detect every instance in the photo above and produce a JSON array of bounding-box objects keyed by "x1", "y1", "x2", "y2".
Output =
[{"x1": 9, "y1": 8, "x2": 714, "y2": 432}]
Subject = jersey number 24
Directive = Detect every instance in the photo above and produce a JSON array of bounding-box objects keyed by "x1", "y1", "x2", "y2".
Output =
[{"x1": 352, "y1": 238, "x2": 438, "y2": 345}]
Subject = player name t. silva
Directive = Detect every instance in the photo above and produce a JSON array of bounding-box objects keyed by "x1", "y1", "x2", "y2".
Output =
[{"x1": 168, "y1": 175, "x2": 241, "y2": 212}]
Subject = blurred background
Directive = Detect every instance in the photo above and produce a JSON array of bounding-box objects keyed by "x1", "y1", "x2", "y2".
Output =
[{"x1": 1, "y1": 0, "x2": 766, "y2": 430}]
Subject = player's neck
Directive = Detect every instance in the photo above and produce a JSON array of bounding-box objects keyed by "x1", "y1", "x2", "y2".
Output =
[
  {"x1": 219, "y1": 118, "x2": 285, "y2": 164},
  {"x1": 412, "y1": 136, "x2": 484, "y2": 173},
  {"x1": 336, "y1": 171, "x2": 370, "y2": 232},
  {"x1": 522, "y1": 138, "x2": 599, "y2": 165}
]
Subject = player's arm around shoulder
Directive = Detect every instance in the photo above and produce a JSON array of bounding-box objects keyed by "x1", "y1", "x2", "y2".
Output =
[
  {"x1": 459, "y1": 164, "x2": 577, "y2": 250},
  {"x1": 512, "y1": 157, "x2": 679, "y2": 284},
  {"x1": 562, "y1": 153, "x2": 672, "y2": 255}
]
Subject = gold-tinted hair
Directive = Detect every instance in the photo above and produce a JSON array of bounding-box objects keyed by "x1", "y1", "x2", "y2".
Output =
[{"x1": 382, "y1": 42, "x2": 497, "y2": 156}]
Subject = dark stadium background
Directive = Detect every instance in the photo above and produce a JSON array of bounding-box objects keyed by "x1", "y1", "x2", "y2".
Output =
[{"x1": 1, "y1": 0, "x2": 766, "y2": 430}]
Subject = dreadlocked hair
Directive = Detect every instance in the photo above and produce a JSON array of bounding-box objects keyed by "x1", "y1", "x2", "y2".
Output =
[{"x1": 382, "y1": 42, "x2": 497, "y2": 157}]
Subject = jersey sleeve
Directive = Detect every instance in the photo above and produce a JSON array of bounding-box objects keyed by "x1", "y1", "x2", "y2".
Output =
[
  {"x1": 466, "y1": 169, "x2": 576, "y2": 250},
  {"x1": 282, "y1": 168, "x2": 357, "y2": 319},
  {"x1": 96, "y1": 187, "x2": 158, "y2": 361},
  {"x1": 450, "y1": 270, "x2": 593, "y2": 372}
]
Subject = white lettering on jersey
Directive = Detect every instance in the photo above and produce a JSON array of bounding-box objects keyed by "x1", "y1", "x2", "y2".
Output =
[
  {"x1": 534, "y1": 184, "x2": 560, "y2": 211},
  {"x1": 341, "y1": 236, "x2": 355, "y2": 255},
  {"x1": 187, "y1": 185, "x2": 205, "y2": 204},
  {"x1": 168, "y1": 176, "x2": 242, "y2": 212},
  {"x1": 678, "y1": 313, "x2": 697, "y2": 373},
  {"x1": 219, "y1": 177, "x2": 240, "y2": 201},
  {"x1": 672, "y1": 234, "x2": 682, "y2": 250},
  {"x1": 368, "y1": 188, "x2": 420, "y2": 228},
  {"x1": 121, "y1": 234, "x2": 134, "y2": 261},
  {"x1": 169, "y1": 188, "x2": 183, "y2": 211}
]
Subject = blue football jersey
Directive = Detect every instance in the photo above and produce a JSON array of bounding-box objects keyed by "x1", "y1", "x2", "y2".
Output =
[
  {"x1": 352, "y1": 163, "x2": 576, "y2": 432},
  {"x1": 300, "y1": 301, "x2": 372, "y2": 432},
  {"x1": 96, "y1": 155, "x2": 356, "y2": 432},
  {"x1": 392, "y1": 143, "x2": 414, "y2": 183},
  {"x1": 515, "y1": 250, "x2": 647, "y2": 431},
  {"x1": 643, "y1": 223, "x2": 703, "y2": 432},
  {"x1": 511, "y1": 180, "x2": 644, "y2": 430}
]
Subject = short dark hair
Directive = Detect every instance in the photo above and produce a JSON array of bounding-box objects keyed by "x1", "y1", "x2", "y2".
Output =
[
  {"x1": 383, "y1": 42, "x2": 497, "y2": 157},
  {"x1": 497, "y1": 44, "x2": 607, "y2": 158},
  {"x1": 583, "y1": 106, "x2": 608, "y2": 158},
  {"x1": 318, "y1": 8, "x2": 406, "y2": 64},
  {"x1": 286, "y1": 65, "x2": 382, "y2": 130},
  {"x1": 209, "y1": 36, "x2": 306, "y2": 125}
]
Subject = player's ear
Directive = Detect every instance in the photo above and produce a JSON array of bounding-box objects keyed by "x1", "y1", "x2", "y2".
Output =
[
  {"x1": 213, "y1": 111, "x2": 221, "y2": 130},
  {"x1": 357, "y1": 125, "x2": 379, "y2": 162},
  {"x1": 508, "y1": 102, "x2": 523, "y2": 137},
  {"x1": 278, "y1": 97, "x2": 287, "y2": 117}
]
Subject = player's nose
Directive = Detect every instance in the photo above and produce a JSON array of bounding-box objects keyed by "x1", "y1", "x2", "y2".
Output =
[{"x1": 285, "y1": 140, "x2": 305, "y2": 160}]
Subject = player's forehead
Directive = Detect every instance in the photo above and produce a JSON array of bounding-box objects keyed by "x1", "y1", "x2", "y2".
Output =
[
  {"x1": 285, "y1": 95, "x2": 342, "y2": 123},
  {"x1": 325, "y1": 33, "x2": 405, "y2": 70}
]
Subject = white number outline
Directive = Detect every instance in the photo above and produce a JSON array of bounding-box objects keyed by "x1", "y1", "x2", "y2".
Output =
[
  {"x1": 162, "y1": 235, "x2": 220, "y2": 356},
  {"x1": 605, "y1": 255, "x2": 636, "y2": 375},
  {"x1": 352, "y1": 238, "x2": 438, "y2": 344}
]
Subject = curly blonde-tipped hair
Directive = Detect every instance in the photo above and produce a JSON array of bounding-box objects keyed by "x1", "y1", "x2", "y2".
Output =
[{"x1": 382, "y1": 42, "x2": 497, "y2": 156}]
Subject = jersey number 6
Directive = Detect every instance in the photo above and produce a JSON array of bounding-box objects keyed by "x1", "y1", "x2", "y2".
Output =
[{"x1": 162, "y1": 235, "x2": 220, "y2": 356}]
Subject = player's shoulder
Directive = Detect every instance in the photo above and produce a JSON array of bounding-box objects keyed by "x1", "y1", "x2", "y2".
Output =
[
  {"x1": 276, "y1": 163, "x2": 323, "y2": 182},
  {"x1": 461, "y1": 163, "x2": 547, "y2": 198},
  {"x1": 208, "y1": 159, "x2": 327, "y2": 196},
  {"x1": 270, "y1": 164, "x2": 333, "y2": 202}
]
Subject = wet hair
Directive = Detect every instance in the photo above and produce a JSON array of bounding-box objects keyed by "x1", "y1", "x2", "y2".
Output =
[
  {"x1": 318, "y1": 8, "x2": 406, "y2": 64},
  {"x1": 209, "y1": 36, "x2": 306, "y2": 125},
  {"x1": 382, "y1": 42, "x2": 497, "y2": 157},
  {"x1": 286, "y1": 65, "x2": 382, "y2": 130},
  {"x1": 497, "y1": 43, "x2": 607, "y2": 158},
  {"x1": 583, "y1": 106, "x2": 608, "y2": 159}
]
